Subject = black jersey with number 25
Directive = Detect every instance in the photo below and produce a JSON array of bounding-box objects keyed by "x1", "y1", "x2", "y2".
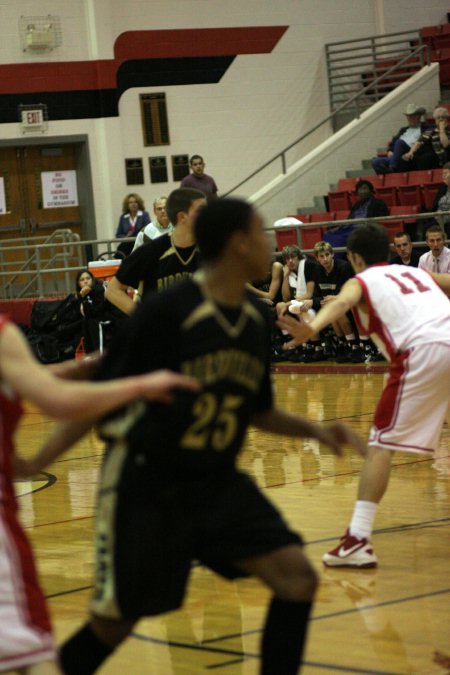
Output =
[{"x1": 96, "y1": 274, "x2": 273, "y2": 479}]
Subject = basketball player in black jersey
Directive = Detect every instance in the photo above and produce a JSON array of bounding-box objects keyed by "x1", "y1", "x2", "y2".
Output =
[
  {"x1": 105, "y1": 187, "x2": 206, "y2": 314},
  {"x1": 28, "y1": 198, "x2": 365, "y2": 674}
]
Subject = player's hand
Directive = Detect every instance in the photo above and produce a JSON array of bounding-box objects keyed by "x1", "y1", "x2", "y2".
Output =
[
  {"x1": 14, "y1": 456, "x2": 41, "y2": 478},
  {"x1": 138, "y1": 370, "x2": 201, "y2": 404},
  {"x1": 313, "y1": 421, "x2": 366, "y2": 457},
  {"x1": 277, "y1": 314, "x2": 314, "y2": 348}
]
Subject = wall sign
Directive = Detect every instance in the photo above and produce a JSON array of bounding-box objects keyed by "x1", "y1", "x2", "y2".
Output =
[
  {"x1": 0, "y1": 178, "x2": 6, "y2": 214},
  {"x1": 41, "y1": 170, "x2": 78, "y2": 208}
]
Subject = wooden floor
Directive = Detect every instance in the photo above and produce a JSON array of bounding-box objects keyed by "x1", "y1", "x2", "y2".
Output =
[{"x1": 14, "y1": 363, "x2": 450, "y2": 674}]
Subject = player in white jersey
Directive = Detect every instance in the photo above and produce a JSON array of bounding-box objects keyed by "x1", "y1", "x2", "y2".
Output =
[{"x1": 278, "y1": 223, "x2": 450, "y2": 568}]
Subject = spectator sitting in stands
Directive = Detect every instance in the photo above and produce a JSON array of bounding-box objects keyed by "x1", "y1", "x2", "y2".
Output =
[
  {"x1": 407, "y1": 107, "x2": 450, "y2": 170},
  {"x1": 389, "y1": 231, "x2": 420, "y2": 267},
  {"x1": 371, "y1": 103, "x2": 431, "y2": 175},
  {"x1": 325, "y1": 180, "x2": 389, "y2": 259},
  {"x1": 431, "y1": 161, "x2": 450, "y2": 236},
  {"x1": 418, "y1": 224, "x2": 450, "y2": 273},
  {"x1": 132, "y1": 196, "x2": 172, "y2": 251},
  {"x1": 313, "y1": 241, "x2": 364, "y2": 363},
  {"x1": 76, "y1": 270, "x2": 126, "y2": 353},
  {"x1": 274, "y1": 245, "x2": 321, "y2": 362},
  {"x1": 116, "y1": 193, "x2": 151, "y2": 257}
]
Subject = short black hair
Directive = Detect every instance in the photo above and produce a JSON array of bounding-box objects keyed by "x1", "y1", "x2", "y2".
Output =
[
  {"x1": 195, "y1": 198, "x2": 254, "y2": 262},
  {"x1": 355, "y1": 179, "x2": 375, "y2": 193},
  {"x1": 166, "y1": 188, "x2": 205, "y2": 225},
  {"x1": 346, "y1": 223, "x2": 390, "y2": 264},
  {"x1": 190, "y1": 154, "x2": 203, "y2": 164}
]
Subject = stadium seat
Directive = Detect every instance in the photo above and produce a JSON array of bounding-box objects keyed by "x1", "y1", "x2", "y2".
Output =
[
  {"x1": 432, "y1": 168, "x2": 444, "y2": 183},
  {"x1": 407, "y1": 170, "x2": 434, "y2": 186},
  {"x1": 275, "y1": 229, "x2": 298, "y2": 249},
  {"x1": 337, "y1": 177, "x2": 357, "y2": 192},
  {"x1": 327, "y1": 191, "x2": 352, "y2": 212},
  {"x1": 381, "y1": 205, "x2": 420, "y2": 240},
  {"x1": 420, "y1": 24, "x2": 442, "y2": 49},
  {"x1": 433, "y1": 24, "x2": 450, "y2": 50},
  {"x1": 359, "y1": 175, "x2": 384, "y2": 190},
  {"x1": 300, "y1": 226, "x2": 325, "y2": 250},
  {"x1": 421, "y1": 184, "x2": 441, "y2": 210},
  {"x1": 397, "y1": 185, "x2": 422, "y2": 207},
  {"x1": 309, "y1": 212, "x2": 335, "y2": 224},
  {"x1": 334, "y1": 210, "x2": 350, "y2": 222},
  {"x1": 376, "y1": 187, "x2": 398, "y2": 207}
]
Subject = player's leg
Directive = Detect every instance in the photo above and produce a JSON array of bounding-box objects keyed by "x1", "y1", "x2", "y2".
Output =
[
  {"x1": 324, "y1": 344, "x2": 450, "y2": 568},
  {"x1": 59, "y1": 615, "x2": 136, "y2": 675},
  {"x1": 238, "y1": 544, "x2": 317, "y2": 675}
]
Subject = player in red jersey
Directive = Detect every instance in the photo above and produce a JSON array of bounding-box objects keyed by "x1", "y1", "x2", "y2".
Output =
[{"x1": 278, "y1": 223, "x2": 450, "y2": 568}]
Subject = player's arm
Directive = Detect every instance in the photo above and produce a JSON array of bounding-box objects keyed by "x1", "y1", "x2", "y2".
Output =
[
  {"x1": 14, "y1": 419, "x2": 91, "y2": 477},
  {"x1": 251, "y1": 407, "x2": 366, "y2": 457},
  {"x1": 0, "y1": 322, "x2": 199, "y2": 421},
  {"x1": 104, "y1": 275, "x2": 136, "y2": 315},
  {"x1": 277, "y1": 278, "x2": 363, "y2": 348},
  {"x1": 430, "y1": 272, "x2": 450, "y2": 295}
]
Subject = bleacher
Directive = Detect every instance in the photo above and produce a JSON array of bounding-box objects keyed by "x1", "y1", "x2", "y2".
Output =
[{"x1": 274, "y1": 167, "x2": 441, "y2": 251}]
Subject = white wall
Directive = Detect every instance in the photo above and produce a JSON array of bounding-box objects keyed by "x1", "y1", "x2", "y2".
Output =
[{"x1": 0, "y1": 0, "x2": 448, "y2": 238}]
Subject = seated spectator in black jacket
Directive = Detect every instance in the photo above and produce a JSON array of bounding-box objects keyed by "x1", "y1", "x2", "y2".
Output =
[
  {"x1": 431, "y1": 161, "x2": 450, "y2": 236},
  {"x1": 76, "y1": 270, "x2": 126, "y2": 353},
  {"x1": 325, "y1": 180, "x2": 389, "y2": 259},
  {"x1": 407, "y1": 107, "x2": 450, "y2": 170},
  {"x1": 389, "y1": 231, "x2": 421, "y2": 266}
]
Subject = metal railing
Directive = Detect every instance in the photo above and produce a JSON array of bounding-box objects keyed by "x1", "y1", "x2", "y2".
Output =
[
  {"x1": 0, "y1": 232, "x2": 130, "y2": 299},
  {"x1": 224, "y1": 33, "x2": 429, "y2": 199},
  {"x1": 269, "y1": 209, "x2": 448, "y2": 254},
  {"x1": 326, "y1": 30, "x2": 427, "y2": 114},
  {"x1": 0, "y1": 209, "x2": 446, "y2": 301}
]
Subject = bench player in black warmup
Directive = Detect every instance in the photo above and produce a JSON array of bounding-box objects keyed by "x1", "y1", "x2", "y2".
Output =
[
  {"x1": 105, "y1": 187, "x2": 206, "y2": 314},
  {"x1": 26, "y1": 198, "x2": 365, "y2": 674}
]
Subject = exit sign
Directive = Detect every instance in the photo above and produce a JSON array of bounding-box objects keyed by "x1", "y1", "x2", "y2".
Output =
[{"x1": 21, "y1": 109, "x2": 44, "y2": 126}]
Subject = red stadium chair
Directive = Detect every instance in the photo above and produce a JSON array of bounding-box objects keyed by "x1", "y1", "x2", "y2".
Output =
[
  {"x1": 421, "y1": 184, "x2": 441, "y2": 210},
  {"x1": 309, "y1": 211, "x2": 334, "y2": 223},
  {"x1": 432, "y1": 168, "x2": 444, "y2": 183},
  {"x1": 376, "y1": 187, "x2": 398, "y2": 207},
  {"x1": 300, "y1": 227, "x2": 325, "y2": 250},
  {"x1": 337, "y1": 177, "x2": 357, "y2": 192},
  {"x1": 334, "y1": 210, "x2": 351, "y2": 222},
  {"x1": 383, "y1": 172, "x2": 408, "y2": 187},
  {"x1": 397, "y1": 185, "x2": 422, "y2": 207},
  {"x1": 381, "y1": 206, "x2": 419, "y2": 242},
  {"x1": 407, "y1": 170, "x2": 434, "y2": 186},
  {"x1": 420, "y1": 24, "x2": 442, "y2": 49},
  {"x1": 359, "y1": 175, "x2": 384, "y2": 190},
  {"x1": 433, "y1": 24, "x2": 450, "y2": 49},
  {"x1": 275, "y1": 229, "x2": 298, "y2": 249},
  {"x1": 327, "y1": 191, "x2": 352, "y2": 212}
]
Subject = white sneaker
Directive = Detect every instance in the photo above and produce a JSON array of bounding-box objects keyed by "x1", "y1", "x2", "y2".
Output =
[{"x1": 323, "y1": 529, "x2": 378, "y2": 568}]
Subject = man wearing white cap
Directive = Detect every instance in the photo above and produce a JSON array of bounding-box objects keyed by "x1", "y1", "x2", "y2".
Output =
[{"x1": 371, "y1": 103, "x2": 432, "y2": 174}]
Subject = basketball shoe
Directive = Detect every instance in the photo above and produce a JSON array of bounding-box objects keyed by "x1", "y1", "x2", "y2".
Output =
[{"x1": 322, "y1": 529, "x2": 378, "y2": 568}]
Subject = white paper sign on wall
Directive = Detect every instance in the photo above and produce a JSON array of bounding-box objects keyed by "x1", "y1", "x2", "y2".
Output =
[
  {"x1": 0, "y1": 178, "x2": 6, "y2": 214},
  {"x1": 41, "y1": 170, "x2": 79, "y2": 209}
]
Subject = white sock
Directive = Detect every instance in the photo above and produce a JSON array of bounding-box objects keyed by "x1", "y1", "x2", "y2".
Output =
[{"x1": 349, "y1": 500, "x2": 378, "y2": 539}]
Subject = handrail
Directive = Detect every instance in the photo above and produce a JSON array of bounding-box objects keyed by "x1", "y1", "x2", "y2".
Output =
[{"x1": 223, "y1": 38, "x2": 428, "y2": 198}]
